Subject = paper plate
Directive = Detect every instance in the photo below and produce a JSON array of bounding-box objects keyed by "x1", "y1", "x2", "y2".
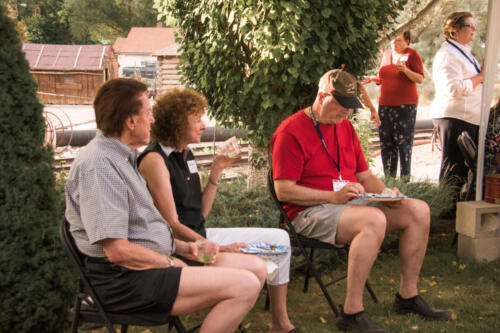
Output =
[
  {"x1": 240, "y1": 242, "x2": 290, "y2": 256},
  {"x1": 357, "y1": 193, "x2": 406, "y2": 202}
]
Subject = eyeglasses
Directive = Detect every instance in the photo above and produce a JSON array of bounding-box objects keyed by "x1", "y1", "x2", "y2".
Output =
[{"x1": 463, "y1": 24, "x2": 476, "y2": 31}]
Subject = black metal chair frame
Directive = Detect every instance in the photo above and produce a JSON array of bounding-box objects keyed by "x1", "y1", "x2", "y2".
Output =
[
  {"x1": 59, "y1": 217, "x2": 196, "y2": 333},
  {"x1": 267, "y1": 169, "x2": 378, "y2": 317},
  {"x1": 452, "y1": 131, "x2": 478, "y2": 246},
  {"x1": 457, "y1": 131, "x2": 477, "y2": 202}
]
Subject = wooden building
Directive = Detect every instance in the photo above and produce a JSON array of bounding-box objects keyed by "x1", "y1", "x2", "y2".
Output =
[
  {"x1": 22, "y1": 43, "x2": 118, "y2": 104},
  {"x1": 153, "y1": 43, "x2": 183, "y2": 94},
  {"x1": 113, "y1": 27, "x2": 176, "y2": 71}
]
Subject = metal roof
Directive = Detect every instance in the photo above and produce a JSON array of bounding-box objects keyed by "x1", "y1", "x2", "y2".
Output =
[{"x1": 22, "y1": 43, "x2": 113, "y2": 71}]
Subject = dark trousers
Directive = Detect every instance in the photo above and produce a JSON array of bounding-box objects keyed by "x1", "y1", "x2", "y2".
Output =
[
  {"x1": 378, "y1": 105, "x2": 417, "y2": 178},
  {"x1": 432, "y1": 117, "x2": 479, "y2": 196},
  {"x1": 83, "y1": 256, "x2": 182, "y2": 323}
]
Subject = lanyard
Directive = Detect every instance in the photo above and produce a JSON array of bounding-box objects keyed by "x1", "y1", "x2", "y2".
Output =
[
  {"x1": 446, "y1": 39, "x2": 481, "y2": 74},
  {"x1": 309, "y1": 107, "x2": 342, "y2": 180}
]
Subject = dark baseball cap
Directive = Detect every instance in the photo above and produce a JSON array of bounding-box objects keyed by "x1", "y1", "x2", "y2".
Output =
[{"x1": 318, "y1": 69, "x2": 363, "y2": 109}]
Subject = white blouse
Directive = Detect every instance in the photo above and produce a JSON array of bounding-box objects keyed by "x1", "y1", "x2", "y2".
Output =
[{"x1": 430, "y1": 39, "x2": 482, "y2": 125}]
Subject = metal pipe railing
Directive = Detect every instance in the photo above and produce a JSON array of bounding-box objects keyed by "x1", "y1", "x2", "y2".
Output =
[
  {"x1": 55, "y1": 126, "x2": 247, "y2": 147},
  {"x1": 56, "y1": 119, "x2": 434, "y2": 147}
]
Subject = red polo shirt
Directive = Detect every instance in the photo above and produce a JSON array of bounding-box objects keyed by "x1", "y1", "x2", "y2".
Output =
[
  {"x1": 271, "y1": 110, "x2": 369, "y2": 221},
  {"x1": 378, "y1": 47, "x2": 424, "y2": 106}
]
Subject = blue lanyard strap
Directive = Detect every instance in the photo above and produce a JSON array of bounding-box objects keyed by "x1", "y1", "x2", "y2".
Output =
[
  {"x1": 446, "y1": 39, "x2": 481, "y2": 74},
  {"x1": 308, "y1": 107, "x2": 342, "y2": 180}
]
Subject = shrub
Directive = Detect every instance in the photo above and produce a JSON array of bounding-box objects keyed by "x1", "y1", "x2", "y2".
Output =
[
  {"x1": 383, "y1": 177, "x2": 456, "y2": 224},
  {"x1": 207, "y1": 175, "x2": 456, "y2": 272},
  {"x1": 207, "y1": 177, "x2": 278, "y2": 229},
  {"x1": 0, "y1": 5, "x2": 74, "y2": 332},
  {"x1": 351, "y1": 113, "x2": 376, "y2": 166}
]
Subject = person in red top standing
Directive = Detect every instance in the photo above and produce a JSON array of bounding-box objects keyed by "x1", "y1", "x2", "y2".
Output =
[
  {"x1": 364, "y1": 31, "x2": 424, "y2": 179},
  {"x1": 271, "y1": 68, "x2": 450, "y2": 332}
]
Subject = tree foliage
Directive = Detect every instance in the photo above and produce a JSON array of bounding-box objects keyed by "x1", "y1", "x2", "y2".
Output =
[
  {"x1": 64, "y1": 0, "x2": 159, "y2": 43},
  {"x1": 0, "y1": 3, "x2": 74, "y2": 331},
  {"x1": 158, "y1": 0, "x2": 406, "y2": 147},
  {"x1": 11, "y1": 0, "x2": 73, "y2": 44},
  {"x1": 9, "y1": 0, "x2": 162, "y2": 44},
  {"x1": 378, "y1": 0, "x2": 441, "y2": 49}
]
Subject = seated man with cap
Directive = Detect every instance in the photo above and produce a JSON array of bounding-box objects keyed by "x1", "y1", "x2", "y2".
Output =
[{"x1": 270, "y1": 68, "x2": 451, "y2": 332}]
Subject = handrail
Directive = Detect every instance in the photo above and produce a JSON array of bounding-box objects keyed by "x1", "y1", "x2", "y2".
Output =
[
  {"x1": 56, "y1": 120, "x2": 435, "y2": 147},
  {"x1": 55, "y1": 126, "x2": 247, "y2": 147}
]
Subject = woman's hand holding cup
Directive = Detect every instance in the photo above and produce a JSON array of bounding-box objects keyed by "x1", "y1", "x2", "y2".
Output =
[
  {"x1": 221, "y1": 136, "x2": 241, "y2": 158},
  {"x1": 212, "y1": 136, "x2": 242, "y2": 171}
]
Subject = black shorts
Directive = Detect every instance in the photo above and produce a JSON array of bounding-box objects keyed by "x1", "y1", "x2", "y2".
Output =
[{"x1": 83, "y1": 256, "x2": 182, "y2": 323}]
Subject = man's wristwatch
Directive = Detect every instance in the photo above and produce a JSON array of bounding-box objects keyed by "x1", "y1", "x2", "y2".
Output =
[{"x1": 165, "y1": 255, "x2": 175, "y2": 267}]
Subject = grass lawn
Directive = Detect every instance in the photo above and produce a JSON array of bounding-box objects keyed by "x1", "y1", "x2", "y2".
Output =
[{"x1": 82, "y1": 220, "x2": 500, "y2": 333}]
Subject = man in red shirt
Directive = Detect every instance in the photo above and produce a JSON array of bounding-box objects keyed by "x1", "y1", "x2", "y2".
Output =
[{"x1": 271, "y1": 69, "x2": 450, "y2": 332}]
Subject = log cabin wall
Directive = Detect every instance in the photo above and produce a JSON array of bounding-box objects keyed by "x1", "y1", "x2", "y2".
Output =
[
  {"x1": 157, "y1": 55, "x2": 183, "y2": 94},
  {"x1": 32, "y1": 71, "x2": 105, "y2": 104}
]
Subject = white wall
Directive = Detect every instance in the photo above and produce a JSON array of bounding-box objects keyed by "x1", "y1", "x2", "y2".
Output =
[{"x1": 117, "y1": 55, "x2": 157, "y2": 76}]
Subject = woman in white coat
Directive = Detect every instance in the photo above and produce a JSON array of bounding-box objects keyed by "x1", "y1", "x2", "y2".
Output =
[{"x1": 431, "y1": 11, "x2": 483, "y2": 199}]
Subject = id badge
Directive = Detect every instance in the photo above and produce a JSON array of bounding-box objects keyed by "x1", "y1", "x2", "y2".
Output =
[
  {"x1": 187, "y1": 159, "x2": 198, "y2": 174},
  {"x1": 333, "y1": 179, "x2": 349, "y2": 192}
]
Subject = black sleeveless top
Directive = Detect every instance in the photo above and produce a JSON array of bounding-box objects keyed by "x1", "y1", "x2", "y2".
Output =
[{"x1": 138, "y1": 142, "x2": 206, "y2": 237}]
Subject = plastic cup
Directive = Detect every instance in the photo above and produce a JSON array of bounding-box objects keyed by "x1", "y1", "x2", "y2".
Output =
[
  {"x1": 196, "y1": 241, "x2": 214, "y2": 264},
  {"x1": 221, "y1": 136, "x2": 241, "y2": 158},
  {"x1": 197, "y1": 253, "x2": 212, "y2": 264},
  {"x1": 368, "y1": 121, "x2": 379, "y2": 130}
]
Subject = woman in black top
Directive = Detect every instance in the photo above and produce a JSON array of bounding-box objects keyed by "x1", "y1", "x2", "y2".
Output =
[{"x1": 138, "y1": 88, "x2": 297, "y2": 333}]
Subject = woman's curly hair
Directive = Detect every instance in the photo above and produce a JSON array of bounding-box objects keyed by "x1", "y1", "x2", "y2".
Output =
[{"x1": 151, "y1": 88, "x2": 208, "y2": 149}]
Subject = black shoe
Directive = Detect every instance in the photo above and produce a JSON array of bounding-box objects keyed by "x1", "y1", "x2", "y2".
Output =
[
  {"x1": 336, "y1": 306, "x2": 389, "y2": 332},
  {"x1": 393, "y1": 293, "x2": 451, "y2": 321}
]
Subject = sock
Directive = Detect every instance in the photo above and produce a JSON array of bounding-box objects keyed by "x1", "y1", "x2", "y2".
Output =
[{"x1": 397, "y1": 293, "x2": 418, "y2": 301}]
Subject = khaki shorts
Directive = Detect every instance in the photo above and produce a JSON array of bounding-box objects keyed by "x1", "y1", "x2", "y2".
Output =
[{"x1": 292, "y1": 199, "x2": 385, "y2": 247}]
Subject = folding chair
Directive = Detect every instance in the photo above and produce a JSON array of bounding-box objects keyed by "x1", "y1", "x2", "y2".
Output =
[
  {"x1": 267, "y1": 169, "x2": 378, "y2": 317},
  {"x1": 59, "y1": 217, "x2": 196, "y2": 333},
  {"x1": 457, "y1": 131, "x2": 477, "y2": 202},
  {"x1": 452, "y1": 131, "x2": 478, "y2": 246}
]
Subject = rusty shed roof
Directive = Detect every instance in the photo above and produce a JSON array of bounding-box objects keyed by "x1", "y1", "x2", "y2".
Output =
[{"x1": 22, "y1": 43, "x2": 113, "y2": 71}]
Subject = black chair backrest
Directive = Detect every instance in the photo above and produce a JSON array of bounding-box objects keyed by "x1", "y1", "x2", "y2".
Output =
[
  {"x1": 59, "y1": 218, "x2": 111, "y2": 322},
  {"x1": 267, "y1": 169, "x2": 290, "y2": 228},
  {"x1": 457, "y1": 131, "x2": 477, "y2": 170},
  {"x1": 60, "y1": 218, "x2": 85, "y2": 270}
]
